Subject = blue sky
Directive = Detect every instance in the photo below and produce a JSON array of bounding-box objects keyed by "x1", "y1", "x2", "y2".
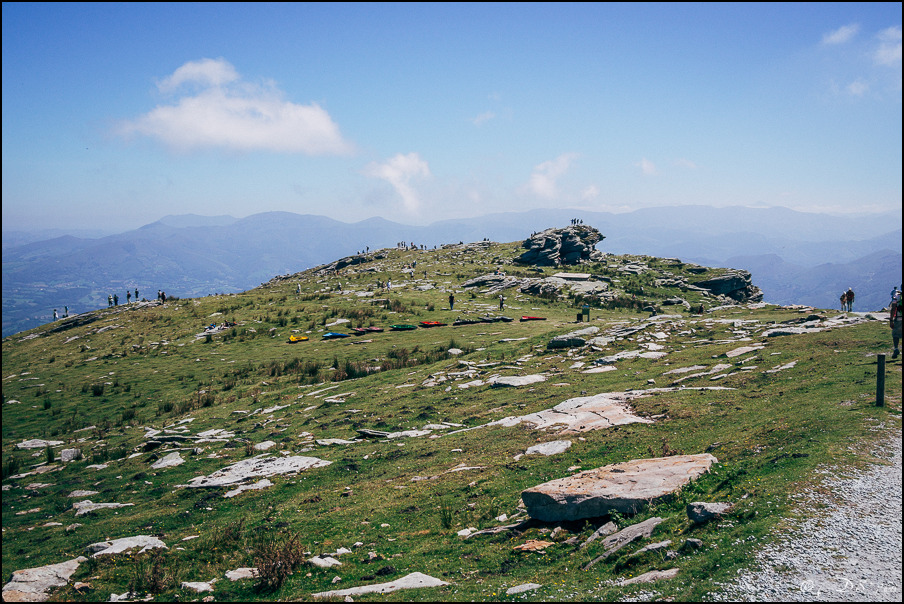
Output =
[{"x1": 2, "y1": 2, "x2": 901, "y2": 232}]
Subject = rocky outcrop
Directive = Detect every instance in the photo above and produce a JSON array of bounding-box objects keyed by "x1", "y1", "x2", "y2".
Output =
[
  {"x1": 522, "y1": 453, "x2": 717, "y2": 521},
  {"x1": 516, "y1": 226, "x2": 605, "y2": 266},
  {"x1": 2, "y1": 557, "x2": 88, "y2": 602},
  {"x1": 693, "y1": 270, "x2": 763, "y2": 303}
]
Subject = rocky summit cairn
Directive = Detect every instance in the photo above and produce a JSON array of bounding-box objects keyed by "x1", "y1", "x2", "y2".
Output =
[{"x1": 516, "y1": 225, "x2": 605, "y2": 266}]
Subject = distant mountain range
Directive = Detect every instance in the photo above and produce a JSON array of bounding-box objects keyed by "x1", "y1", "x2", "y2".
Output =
[{"x1": 3, "y1": 206, "x2": 901, "y2": 337}]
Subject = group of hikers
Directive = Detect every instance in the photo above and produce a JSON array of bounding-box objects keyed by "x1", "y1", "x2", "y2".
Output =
[
  {"x1": 104, "y1": 289, "x2": 169, "y2": 308},
  {"x1": 840, "y1": 288, "x2": 856, "y2": 311}
]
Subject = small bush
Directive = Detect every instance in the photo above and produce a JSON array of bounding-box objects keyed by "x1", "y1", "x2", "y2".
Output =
[
  {"x1": 2, "y1": 456, "x2": 21, "y2": 479},
  {"x1": 253, "y1": 532, "x2": 304, "y2": 592}
]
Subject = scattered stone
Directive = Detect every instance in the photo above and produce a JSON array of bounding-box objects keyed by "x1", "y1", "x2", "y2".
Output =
[
  {"x1": 72, "y1": 501, "x2": 135, "y2": 516},
  {"x1": 633, "y1": 539, "x2": 673, "y2": 555},
  {"x1": 68, "y1": 490, "x2": 99, "y2": 498},
  {"x1": 618, "y1": 567, "x2": 680, "y2": 585},
  {"x1": 516, "y1": 225, "x2": 605, "y2": 266},
  {"x1": 60, "y1": 449, "x2": 82, "y2": 462},
  {"x1": 16, "y1": 439, "x2": 64, "y2": 450},
  {"x1": 523, "y1": 454, "x2": 717, "y2": 521},
  {"x1": 181, "y1": 580, "x2": 216, "y2": 593},
  {"x1": 489, "y1": 374, "x2": 547, "y2": 388},
  {"x1": 225, "y1": 567, "x2": 259, "y2": 581},
  {"x1": 184, "y1": 455, "x2": 331, "y2": 488},
  {"x1": 310, "y1": 556, "x2": 343, "y2": 569},
  {"x1": 687, "y1": 501, "x2": 733, "y2": 524},
  {"x1": 514, "y1": 540, "x2": 555, "y2": 553},
  {"x1": 548, "y1": 326, "x2": 600, "y2": 349},
  {"x1": 253, "y1": 440, "x2": 277, "y2": 451},
  {"x1": 311, "y1": 572, "x2": 448, "y2": 598},
  {"x1": 224, "y1": 479, "x2": 273, "y2": 498},
  {"x1": 506, "y1": 583, "x2": 542, "y2": 595},
  {"x1": 486, "y1": 390, "x2": 654, "y2": 434},
  {"x1": 579, "y1": 521, "x2": 617, "y2": 549},
  {"x1": 524, "y1": 440, "x2": 572, "y2": 456},
  {"x1": 151, "y1": 452, "x2": 184, "y2": 469},
  {"x1": 86, "y1": 535, "x2": 167, "y2": 557},
  {"x1": 680, "y1": 538, "x2": 704, "y2": 551},
  {"x1": 583, "y1": 517, "x2": 664, "y2": 569},
  {"x1": 1, "y1": 556, "x2": 88, "y2": 602}
]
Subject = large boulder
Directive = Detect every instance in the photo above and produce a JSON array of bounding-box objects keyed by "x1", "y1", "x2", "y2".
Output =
[
  {"x1": 516, "y1": 226, "x2": 605, "y2": 266},
  {"x1": 2, "y1": 557, "x2": 87, "y2": 602},
  {"x1": 522, "y1": 453, "x2": 717, "y2": 521},
  {"x1": 692, "y1": 270, "x2": 763, "y2": 303}
]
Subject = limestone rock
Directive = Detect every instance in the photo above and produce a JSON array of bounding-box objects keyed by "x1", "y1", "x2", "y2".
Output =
[
  {"x1": 548, "y1": 326, "x2": 600, "y2": 350},
  {"x1": 86, "y1": 535, "x2": 167, "y2": 557},
  {"x1": 582, "y1": 517, "x2": 664, "y2": 569},
  {"x1": 2, "y1": 556, "x2": 87, "y2": 602},
  {"x1": 692, "y1": 271, "x2": 762, "y2": 303},
  {"x1": 506, "y1": 583, "x2": 542, "y2": 595},
  {"x1": 516, "y1": 226, "x2": 605, "y2": 266},
  {"x1": 184, "y1": 455, "x2": 331, "y2": 488},
  {"x1": 487, "y1": 391, "x2": 654, "y2": 434},
  {"x1": 312, "y1": 572, "x2": 448, "y2": 598},
  {"x1": 522, "y1": 454, "x2": 717, "y2": 521},
  {"x1": 60, "y1": 449, "x2": 82, "y2": 462},
  {"x1": 16, "y1": 439, "x2": 63, "y2": 450},
  {"x1": 687, "y1": 501, "x2": 733, "y2": 524},
  {"x1": 524, "y1": 440, "x2": 572, "y2": 456},
  {"x1": 489, "y1": 374, "x2": 547, "y2": 388},
  {"x1": 618, "y1": 568, "x2": 680, "y2": 585},
  {"x1": 72, "y1": 501, "x2": 135, "y2": 516},
  {"x1": 151, "y1": 452, "x2": 184, "y2": 469},
  {"x1": 224, "y1": 479, "x2": 273, "y2": 498},
  {"x1": 225, "y1": 567, "x2": 258, "y2": 581}
]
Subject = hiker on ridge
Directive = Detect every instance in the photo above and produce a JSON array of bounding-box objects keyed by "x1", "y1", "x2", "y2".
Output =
[{"x1": 891, "y1": 294, "x2": 902, "y2": 359}]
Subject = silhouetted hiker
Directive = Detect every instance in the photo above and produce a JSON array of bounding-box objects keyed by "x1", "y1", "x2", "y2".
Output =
[
  {"x1": 845, "y1": 288, "x2": 855, "y2": 312},
  {"x1": 53, "y1": 309, "x2": 58, "y2": 320},
  {"x1": 126, "y1": 291, "x2": 131, "y2": 304},
  {"x1": 449, "y1": 293, "x2": 455, "y2": 310},
  {"x1": 161, "y1": 292, "x2": 166, "y2": 303},
  {"x1": 891, "y1": 294, "x2": 903, "y2": 359},
  {"x1": 135, "y1": 288, "x2": 139, "y2": 300},
  {"x1": 113, "y1": 294, "x2": 119, "y2": 306},
  {"x1": 64, "y1": 306, "x2": 68, "y2": 317}
]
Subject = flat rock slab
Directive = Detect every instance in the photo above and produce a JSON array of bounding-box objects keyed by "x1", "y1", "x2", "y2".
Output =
[
  {"x1": 72, "y1": 501, "x2": 135, "y2": 516},
  {"x1": 489, "y1": 374, "x2": 547, "y2": 388},
  {"x1": 312, "y1": 572, "x2": 448, "y2": 598},
  {"x1": 522, "y1": 454, "x2": 717, "y2": 521},
  {"x1": 225, "y1": 567, "x2": 258, "y2": 581},
  {"x1": 687, "y1": 501, "x2": 733, "y2": 524},
  {"x1": 184, "y1": 455, "x2": 331, "y2": 488},
  {"x1": 506, "y1": 583, "x2": 542, "y2": 595},
  {"x1": 619, "y1": 567, "x2": 680, "y2": 585},
  {"x1": 487, "y1": 391, "x2": 654, "y2": 434},
  {"x1": 224, "y1": 479, "x2": 273, "y2": 498},
  {"x1": 16, "y1": 439, "x2": 64, "y2": 450},
  {"x1": 583, "y1": 517, "x2": 664, "y2": 569},
  {"x1": 86, "y1": 535, "x2": 167, "y2": 557},
  {"x1": 151, "y1": 452, "x2": 184, "y2": 469},
  {"x1": 525, "y1": 440, "x2": 572, "y2": 456},
  {"x1": 2, "y1": 556, "x2": 87, "y2": 602}
]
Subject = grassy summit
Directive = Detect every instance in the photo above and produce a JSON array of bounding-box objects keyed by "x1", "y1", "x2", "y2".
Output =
[{"x1": 2, "y1": 236, "x2": 900, "y2": 601}]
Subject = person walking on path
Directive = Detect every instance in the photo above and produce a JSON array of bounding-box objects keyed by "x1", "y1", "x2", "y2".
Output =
[
  {"x1": 845, "y1": 288, "x2": 855, "y2": 312},
  {"x1": 449, "y1": 293, "x2": 455, "y2": 311},
  {"x1": 499, "y1": 294, "x2": 504, "y2": 310},
  {"x1": 891, "y1": 294, "x2": 903, "y2": 359}
]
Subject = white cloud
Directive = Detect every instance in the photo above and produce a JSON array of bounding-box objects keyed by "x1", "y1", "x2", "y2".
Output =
[
  {"x1": 874, "y1": 26, "x2": 902, "y2": 66},
  {"x1": 364, "y1": 153, "x2": 431, "y2": 212},
  {"x1": 471, "y1": 111, "x2": 496, "y2": 126},
  {"x1": 524, "y1": 153, "x2": 578, "y2": 199},
  {"x1": 157, "y1": 57, "x2": 239, "y2": 92},
  {"x1": 673, "y1": 158, "x2": 698, "y2": 169},
  {"x1": 118, "y1": 58, "x2": 354, "y2": 154},
  {"x1": 581, "y1": 185, "x2": 600, "y2": 201},
  {"x1": 636, "y1": 158, "x2": 657, "y2": 176},
  {"x1": 846, "y1": 79, "x2": 869, "y2": 96},
  {"x1": 822, "y1": 23, "x2": 860, "y2": 45}
]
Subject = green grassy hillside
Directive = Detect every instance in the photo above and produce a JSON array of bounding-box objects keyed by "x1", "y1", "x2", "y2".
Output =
[{"x1": 2, "y1": 237, "x2": 900, "y2": 602}]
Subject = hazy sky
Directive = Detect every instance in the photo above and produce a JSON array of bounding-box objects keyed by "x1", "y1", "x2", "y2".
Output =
[{"x1": 2, "y1": 3, "x2": 901, "y2": 232}]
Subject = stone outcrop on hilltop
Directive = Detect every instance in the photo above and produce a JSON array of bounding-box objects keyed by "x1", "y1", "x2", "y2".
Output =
[
  {"x1": 516, "y1": 225, "x2": 605, "y2": 266},
  {"x1": 692, "y1": 270, "x2": 763, "y2": 303}
]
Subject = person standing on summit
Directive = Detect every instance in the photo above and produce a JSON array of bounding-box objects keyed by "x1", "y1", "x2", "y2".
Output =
[{"x1": 845, "y1": 288, "x2": 855, "y2": 312}]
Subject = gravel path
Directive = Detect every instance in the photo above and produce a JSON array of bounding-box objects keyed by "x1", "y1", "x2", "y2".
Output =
[{"x1": 708, "y1": 427, "x2": 902, "y2": 602}]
